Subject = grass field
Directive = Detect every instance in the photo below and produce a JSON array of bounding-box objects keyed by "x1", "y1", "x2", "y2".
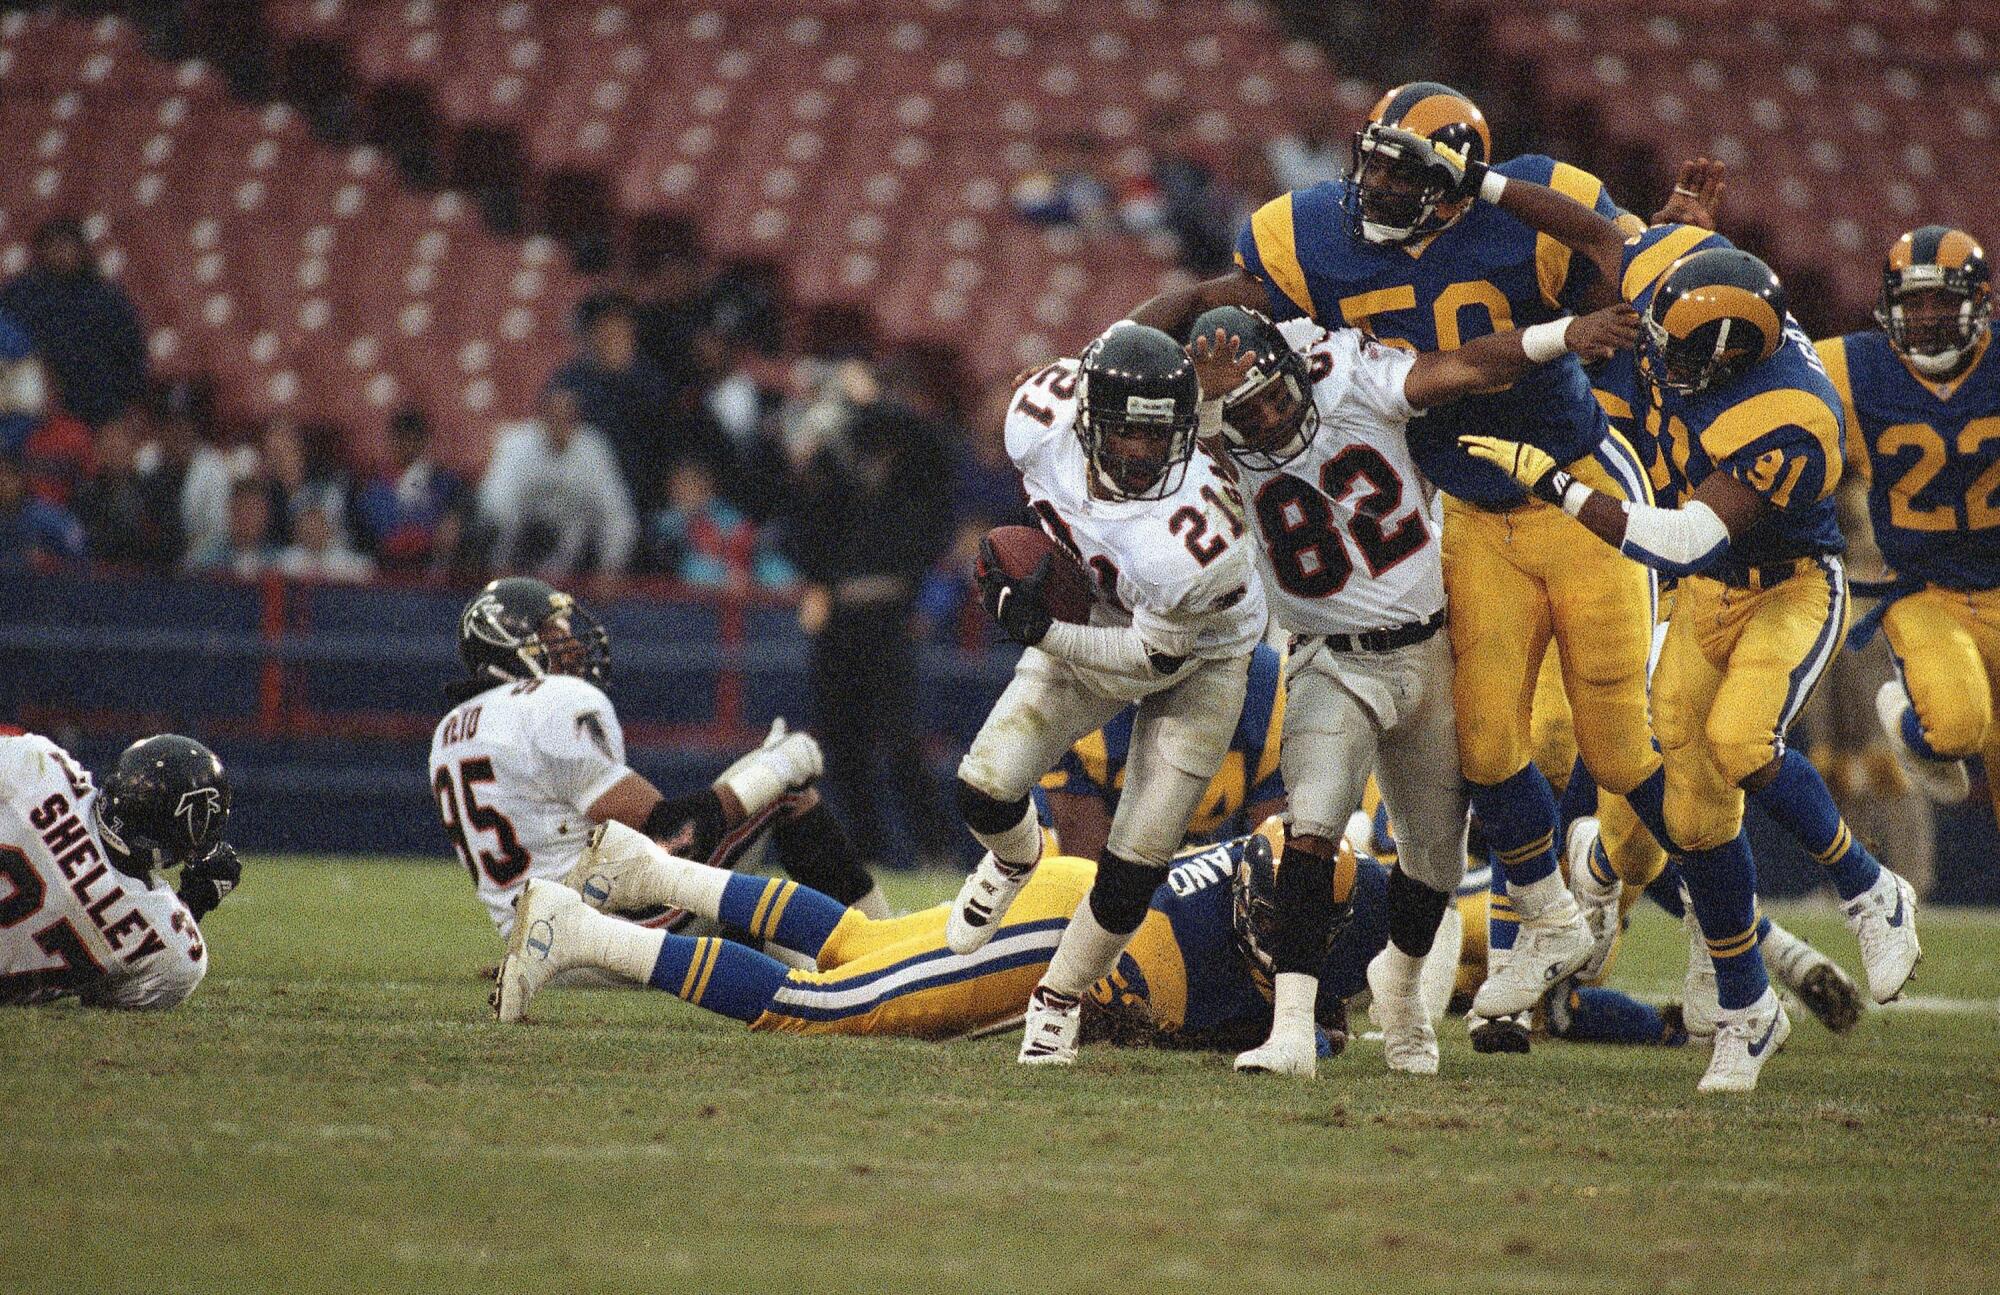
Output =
[{"x1": 4, "y1": 857, "x2": 1998, "y2": 1295}]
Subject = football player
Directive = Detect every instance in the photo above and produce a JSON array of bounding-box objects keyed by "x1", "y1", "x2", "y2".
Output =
[
  {"x1": 1184, "y1": 298, "x2": 1637, "y2": 1077},
  {"x1": 943, "y1": 323, "x2": 1268, "y2": 1066},
  {"x1": 429, "y1": 577, "x2": 879, "y2": 943},
  {"x1": 1817, "y1": 228, "x2": 2000, "y2": 811},
  {"x1": 1036, "y1": 639, "x2": 1287, "y2": 859},
  {"x1": 1131, "y1": 83, "x2": 1694, "y2": 1023},
  {"x1": 1, "y1": 729, "x2": 239, "y2": 1009},
  {"x1": 1428, "y1": 157, "x2": 1923, "y2": 1087}
]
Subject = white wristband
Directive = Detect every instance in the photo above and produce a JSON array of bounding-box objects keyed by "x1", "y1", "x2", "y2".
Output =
[
  {"x1": 1560, "y1": 478, "x2": 1592, "y2": 517},
  {"x1": 1520, "y1": 317, "x2": 1574, "y2": 364},
  {"x1": 1478, "y1": 168, "x2": 1508, "y2": 204},
  {"x1": 1197, "y1": 397, "x2": 1225, "y2": 438}
]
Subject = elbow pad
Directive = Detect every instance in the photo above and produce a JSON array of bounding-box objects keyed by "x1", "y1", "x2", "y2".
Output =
[{"x1": 1618, "y1": 499, "x2": 1731, "y2": 577}]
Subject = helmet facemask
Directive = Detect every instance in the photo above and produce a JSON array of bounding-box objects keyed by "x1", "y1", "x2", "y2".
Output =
[
  {"x1": 1219, "y1": 355, "x2": 1319, "y2": 471},
  {"x1": 1640, "y1": 306, "x2": 1756, "y2": 398},
  {"x1": 1345, "y1": 122, "x2": 1471, "y2": 246},
  {"x1": 1080, "y1": 393, "x2": 1196, "y2": 501},
  {"x1": 1877, "y1": 279, "x2": 1991, "y2": 378}
]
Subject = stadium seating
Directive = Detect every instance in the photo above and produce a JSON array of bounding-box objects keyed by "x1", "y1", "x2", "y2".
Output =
[{"x1": 1433, "y1": 0, "x2": 2000, "y2": 325}]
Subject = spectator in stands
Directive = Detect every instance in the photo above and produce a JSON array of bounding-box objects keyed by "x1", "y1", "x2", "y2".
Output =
[
  {"x1": 152, "y1": 378, "x2": 248, "y2": 558},
  {"x1": 552, "y1": 292, "x2": 694, "y2": 514},
  {"x1": 259, "y1": 417, "x2": 351, "y2": 548},
  {"x1": 276, "y1": 502, "x2": 375, "y2": 583},
  {"x1": 1265, "y1": 108, "x2": 1345, "y2": 191},
  {"x1": 0, "y1": 308, "x2": 48, "y2": 457},
  {"x1": 480, "y1": 384, "x2": 637, "y2": 578},
  {"x1": 183, "y1": 478, "x2": 279, "y2": 578},
  {"x1": 20, "y1": 408, "x2": 95, "y2": 509},
  {"x1": 630, "y1": 216, "x2": 714, "y2": 398},
  {"x1": 781, "y1": 360, "x2": 955, "y2": 865},
  {"x1": 1151, "y1": 113, "x2": 1250, "y2": 276},
  {"x1": 350, "y1": 407, "x2": 468, "y2": 573},
  {"x1": 694, "y1": 326, "x2": 788, "y2": 522},
  {"x1": 72, "y1": 409, "x2": 182, "y2": 569},
  {"x1": 647, "y1": 458, "x2": 796, "y2": 590},
  {"x1": 955, "y1": 377, "x2": 1027, "y2": 528},
  {"x1": 1010, "y1": 132, "x2": 1115, "y2": 235},
  {"x1": 0, "y1": 454, "x2": 85, "y2": 569},
  {"x1": 0, "y1": 217, "x2": 148, "y2": 428}
]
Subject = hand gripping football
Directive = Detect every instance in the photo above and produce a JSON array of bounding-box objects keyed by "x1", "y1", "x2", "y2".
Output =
[{"x1": 978, "y1": 525, "x2": 1094, "y2": 624}]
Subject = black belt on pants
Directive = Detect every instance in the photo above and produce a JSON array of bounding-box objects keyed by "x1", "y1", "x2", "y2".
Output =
[
  {"x1": 1305, "y1": 609, "x2": 1447, "y2": 654},
  {"x1": 1718, "y1": 557, "x2": 1818, "y2": 590}
]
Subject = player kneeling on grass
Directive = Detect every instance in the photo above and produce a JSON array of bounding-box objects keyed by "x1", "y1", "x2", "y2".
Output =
[
  {"x1": 429, "y1": 577, "x2": 885, "y2": 955},
  {"x1": 1185, "y1": 300, "x2": 1637, "y2": 1080},
  {"x1": 946, "y1": 324, "x2": 1269, "y2": 1067},
  {"x1": 0, "y1": 729, "x2": 239, "y2": 1009}
]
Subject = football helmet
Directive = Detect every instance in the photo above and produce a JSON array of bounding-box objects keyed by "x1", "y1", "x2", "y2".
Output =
[
  {"x1": 458, "y1": 576, "x2": 610, "y2": 689},
  {"x1": 1347, "y1": 81, "x2": 1492, "y2": 246},
  {"x1": 1875, "y1": 225, "x2": 1991, "y2": 378},
  {"x1": 1077, "y1": 323, "x2": 1200, "y2": 501},
  {"x1": 1189, "y1": 305, "x2": 1320, "y2": 470},
  {"x1": 1639, "y1": 247, "x2": 1786, "y2": 397},
  {"x1": 1229, "y1": 819, "x2": 1352, "y2": 992},
  {"x1": 94, "y1": 734, "x2": 231, "y2": 877}
]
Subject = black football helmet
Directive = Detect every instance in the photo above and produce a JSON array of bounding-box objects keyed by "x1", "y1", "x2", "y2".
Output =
[
  {"x1": 94, "y1": 734, "x2": 231, "y2": 877},
  {"x1": 1875, "y1": 225, "x2": 1992, "y2": 377},
  {"x1": 1639, "y1": 247, "x2": 1787, "y2": 397},
  {"x1": 458, "y1": 576, "x2": 610, "y2": 690},
  {"x1": 1189, "y1": 305, "x2": 1319, "y2": 470},
  {"x1": 1076, "y1": 323, "x2": 1200, "y2": 501},
  {"x1": 1347, "y1": 81, "x2": 1492, "y2": 246}
]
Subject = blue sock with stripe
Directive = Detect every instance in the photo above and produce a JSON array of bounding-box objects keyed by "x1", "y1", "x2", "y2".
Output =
[
  {"x1": 1645, "y1": 861, "x2": 1687, "y2": 919},
  {"x1": 1621, "y1": 766, "x2": 1677, "y2": 855},
  {"x1": 1487, "y1": 866, "x2": 1519, "y2": 955},
  {"x1": 1678, "y1": 833, "x2": 1769, "y2": 1011},
  {"x1": 717, "y1": 874, "x2": 848, "y2": 958},
  {"x1": 1549, "y1": 985, "x2": 1683, "y2": 1046},
  {"x1": 1749, "y1": 749, "x2": 1882, "y2": 901},
  {"x1": 1471, "y1": 765, "x2": 1561, "y2": 887},
  {"x1": 1557, "y1": 756, "x2": 1598, "y2": 836},
  {"x1": 647, "y1": 933, "x2": 789, "y2": 1023}
]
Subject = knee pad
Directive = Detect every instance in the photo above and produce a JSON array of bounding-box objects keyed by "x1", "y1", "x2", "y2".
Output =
[
  {"x1": 1086, "y1": 852, "x2": 1160, "y2": 936},
  {"x1": 1664, "y1": 786, "x2": 1742, "y2": 854},
  {"x1": 1705, "y1": 728, "x2": 1778, "y2": 790},
  {"x1": 955, "y1": 778, "x2": 1031, "y2": 836}
]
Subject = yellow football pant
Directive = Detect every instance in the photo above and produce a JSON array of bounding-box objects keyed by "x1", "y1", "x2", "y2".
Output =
[
  {"x1": 1654, "y1": 560, "x2": 1849, "y2": 850},
  {"x1": 1445, "y1": 447, "x2": 1660, "y2": 796},
  {"x1": 750, "y1": 857, "x2": 1095, "y2": 1038},
  {"x1": 1883, "y1": 586, "x2": 2000, "y2": 813}
]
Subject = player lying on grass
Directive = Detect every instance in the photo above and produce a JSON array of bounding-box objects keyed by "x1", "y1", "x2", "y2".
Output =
[
  {"x1": 492, "y1": 816, "x2": 1691, "y2": 1053},
  {"x1": 429, "y1": 577, "x2": 884, "y2": 948},
  {"x1": 0, "y1": 728, "x2": 240, "y2": 1009}
]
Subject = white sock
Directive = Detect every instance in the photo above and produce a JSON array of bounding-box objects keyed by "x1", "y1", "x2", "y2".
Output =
[
  {"x1": 574, "y1": 905, "x2": 668, "y2": 983},
  {"x1": 718, "y1": 762, "x2": 785, "y2": 819},
  {"x1": 1376, "y1": 946, "x2": 1424, "y2": 995},
  {"x1": 650, "y1": 850, "x2": 731, "y2": 918},
  {"x1": 1510, "y1": 872, "x2": 1575, "y2": 923},
  {"x1": 1269, "y1": 971, "x2": 1318, "y2": 1044},
  {"x1": 971, "y1": 804, "x2": 1044, "y2": 872},
  {"x1": 1041, "y1": 898, "x2": 1132, "y2": 997},
  {"x1": 851, "y1": 883, "x2": 893, "y2": 921}
]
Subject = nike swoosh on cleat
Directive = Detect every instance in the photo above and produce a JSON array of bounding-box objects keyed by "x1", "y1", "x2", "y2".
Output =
[
  {"x1": 1746, "y1": 1016, "x2": 1779, "y2": 1057},
  {"x1": 1887, "y1": 892, "x2": 1906, "y2": 928}
]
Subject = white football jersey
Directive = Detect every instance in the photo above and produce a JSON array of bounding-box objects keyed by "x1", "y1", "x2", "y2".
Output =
[
  {"x1": 1006, "y1": 358, "x2": 1267, "y2": 693},
  {"x1": 0, "y1": 733, "x2": 207, "y2": 1009},
  {"x1": 428, "y1": 673, "x2": 631, "y2": 934},
  {"x1": 1229, "y1": 320, "x2": 1445, "y2": 637}
]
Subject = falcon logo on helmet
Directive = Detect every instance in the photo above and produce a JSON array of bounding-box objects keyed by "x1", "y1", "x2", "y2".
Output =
[
  {"x1": 175, "y1": 787, "x2": 226, "y2": 843},
  {"x1": 457, "y1": 576, "x2": 611, "y2": 690},
  {"x1": 1076, "y1": 322, "x2": 1201, "y2": 501},
  {"x1": 1639, "y1": 247, "x2": 1788, "y2": 397},
  {"x1": 1189, "y1": 305, "x2": 1321, "y2": 470},
  {"x1": 1875, "y1": 225, "x2": 1992, "y2": 378},
  {"x1": 1347, "y1": 81, "x2": 1492, "y2": 246}
]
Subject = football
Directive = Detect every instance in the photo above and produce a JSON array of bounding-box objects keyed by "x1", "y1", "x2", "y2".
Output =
[{"x1": 980, "y1": 525, "x2": 1095, "y2": 624}]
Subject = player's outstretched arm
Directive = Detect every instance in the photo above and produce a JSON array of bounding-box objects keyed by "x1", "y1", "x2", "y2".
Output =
[
  {"x1": 1459, "y1": 433, "x2": 1766, "y2": 575},
  {"x1": 1403, "y1": 303, "x2": 1639, "y2": 410},
  {"x1": 1129, "y1": 268, "x2": 1271, "y2": 337}
]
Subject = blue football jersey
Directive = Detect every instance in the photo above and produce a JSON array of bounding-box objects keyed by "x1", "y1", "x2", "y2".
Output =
[
  {"x1": 1819, "y1": 328, "x2": 2000, "y2": 590},
  {"x1": 1233, "y1": 155, "x2": 1622, "y2": 507}
]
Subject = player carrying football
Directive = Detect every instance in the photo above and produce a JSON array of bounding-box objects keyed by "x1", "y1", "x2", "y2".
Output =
[
  {"x1": 429, "y1": 577, "x2": 879, "y2": 943},
  {"x1": 1183, "y1": 298, "x2": 1637, "y2": 1077},
  {"x1": 0, "y1": 728, "x2": 240, "y2": 1010},
  {"x1": 945, "y1": 323, "x2": 1268, "y2": 1066}
]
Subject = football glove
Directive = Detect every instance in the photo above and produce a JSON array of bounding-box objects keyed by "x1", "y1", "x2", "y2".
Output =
[
  {"x1": 177, "y1": 842, "x2": 240, "y2": 923},
  {"x1": 975, "y1": 540, "x2": 1054, "y2": 647},
  {"x1": 1368, "y1": 124, "x2": 1490, "y2": 204},
  {"x1": 1459, "y1": 434, "x2": 1574, "y2": 507}
]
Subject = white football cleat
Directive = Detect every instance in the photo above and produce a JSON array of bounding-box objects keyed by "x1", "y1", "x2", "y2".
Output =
[
  {"x1": 1762, "y1": 920, "x2": 1863, "y2": 1033},
  {"x1": 565, "y1": 821, "x2": 676, "y2": 914},
  {"x1": 1697, "y1": 990, "x2": 1791, "y2": 1093},
  {"x1": 1017, "y1": 986, "x2": 1081, "y2": 1066},
  {"x1": 1565, "y1": 816, "x2": 1620, "y2": 984},
  {"x1": 1876, "y1": 681, "x2": 1968, "y2": 804},
  {"x1": 1234, "y1": 1029, "x2": 1318, "y2": 1078},
  {"x1": 1471, "y1": 894, "x2": 1593, "y2": 1018},
  {"x1": 493, "y1": 879, "x2": 587, "y2": 1024},
  {"x1": 945, "y1": 852, "x2": 1035, "y2": 954},
  {"x1": 1843, "y1": 867, "x2": 1922, "y2": 1004},
  {"x1": 1680, "y1": 911, "x2": 1721, "y2": 1041},
  {"x1": 1366, "y1": 948, "x2": 1439, "y2": 1075}
]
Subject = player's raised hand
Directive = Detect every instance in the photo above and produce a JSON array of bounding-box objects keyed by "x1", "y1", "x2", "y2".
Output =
[
  {"x1": 1187, "y1": 328, "x2": 1257, "y2": 399},
  {"x1": 1651, "y1": 158, "x2": 1727, "y2": 230},
  {"x1": 1564, "y1": 302, "x2": 1641, "y2": 362},
  {"x1": 1459, "y1": 434, "x2": 1566, "y2": 505},
  {"x1": 1367, "y1": 124, "x2": 1484, "y2": 202}
]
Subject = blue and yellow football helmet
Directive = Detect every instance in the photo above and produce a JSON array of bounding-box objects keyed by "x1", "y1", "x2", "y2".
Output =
[
  {"x1": 1346, "y1": 81, "x2": 1493, "y2": 246},
  {"x1": 1638, "y1": 247, "x2": 1786, "y2": 396},
  {"x1": 1875, "y1": 224, "x2": 1992, "y2": 376}
]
